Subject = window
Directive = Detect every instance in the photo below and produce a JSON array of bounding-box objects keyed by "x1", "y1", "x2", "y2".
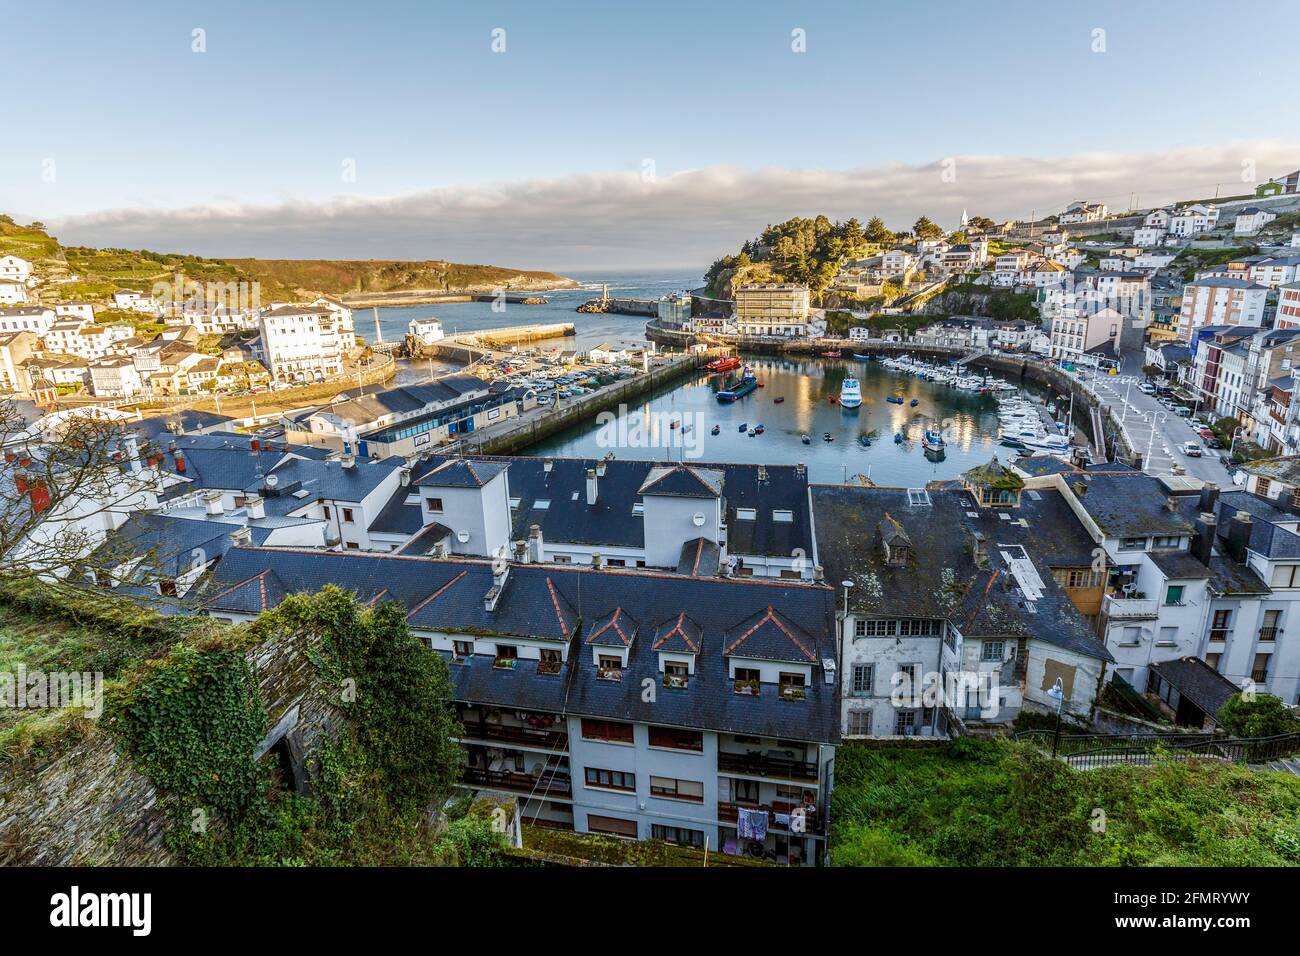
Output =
[
  {"x1": 1061, "y1": 568, "x2": 1104, "y2": 589},
  {"x1": 853, "y1": 619, "x2": 867, "y2": 637},
  {"x1": 732, "y1": 778, "x2": 760, "y2": 803},
  {"x1": 606, "y1": 558, "x2": 626, "y2": 567},
  {"x1": 734, "y1": 667, "x2": 760, "y2": 695},
  {"x1": 1118, "y1": 537, "x2": 1147, "y2": 551},
  {"x1": 861, "y1": 619, "x2": 897, "y2": 636},
  {"x1": 1165, "y1": 585, "x2": 1185, "y2": 605},
  {"x1": 846, "y1": 709, "x2": 872, "y2": 736},
  {"x1": 1260, "y1": 609, "x2": 1281, "y2": 641},
  {"x1": 581, "y1": 718, "x2": 633, "y2": 744},
  {"x1": 632, "y1": 502, "x2": 644, "y2": 516},
  {"x1": 539, "y1": 648, "x2": 562, "y2": 674},
  {"x1": 1252, "y1": 653, "x2": 1271, "y2": 684},
  {"x1": 597, "y1": 654, "x2": 623, "y2": 680},
  {"x1": 585, "y1": 767, "x2": 635, "y2": 792},
  {"x1": 1256, "y1": 478, "x2": 1272, "y2": 497},
  {"x1": 663, "y1": 660, "x2": 689, "y2": 688},
  {"x1": 1272, "y1": 566, "x2": 1300, "y2": 588},
  {"x1": 1152, "y1": 535, "x2": 1181, "y2": 549},
  {"x1": 1205, "y1": 653, "x2": 1221, "y2": 672},
  {"x1": 779, "y1": 672, "x2": 807, "y2": 701},
  {"x1": 736, "y1": 508, "x2": 757, "y2": 520},
  {"x1": 650, "y1": 776, "x2": 704, "y2": 802},
  {"x1": 492, "y1": 645, "x2": 518, "y2": 669},
  {"x1": 772, "y1": 510, "x2": 794, "y2": 523},
  {"x1": 533, "y1": 499, "x2": 550, "y2": 510},
  {"x1": 851, "y1": 664, "x2": 873, "y2": 696},
  {"x1": 1157, "y1": 626, "x2": 1178, "y2": 646},
  {"x1": 452, "y1": 640, "x2": 472, "y2": 661},
  {"x1": 651, "y1": 824, "x2": 704, "y2": 848},
  {"x1": 894, "y1": 711, "x2": 918, "y2": 736},
  {"x1": 981, "y1": 641, "x2": 1004, "y2": 662},
  {"x1": 341, "y1": 507, "x2": 355, "y2": 523},
  {"x1": 587, "y1": 815, "x2": 638, "y2": 838},
  {"x1": 425, "y1": 497, "x2": 443, "y2": 513},
  {"x1": 648, "y1": 725, "x2": 703, "y2": 752}
]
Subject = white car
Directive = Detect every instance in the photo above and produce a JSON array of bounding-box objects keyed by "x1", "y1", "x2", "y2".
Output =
[
  {"x1": 1181, "y1": 441, "x2": 1202, "y2": 457},
  {"x1": 1138, "y1": 382, "x2": 1156, "y2": 394}
]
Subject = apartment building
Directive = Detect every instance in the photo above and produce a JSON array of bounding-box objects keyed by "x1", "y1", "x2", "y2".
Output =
[
  {"x1": 1048, "y1": 306, "x2": 1121, "y2": 363},
  {"x1": 203, "y1": 546, "x2": 839, "y2": 864},
  {"x1": 0, "y1": 278, "x2": 26, "y2": 305},
  {"x1": 257, "y1": 305, "x2": 349, "y2": 381},
  {"x1": 1060, "y1": 200, "x2": 1107, "y2": 224},
  {"x1": 1277, "y1": 284, "x2": 1300, "y2": 330},
  {"x1": 1176, "y1": 277, "x2": 1270, "y2": 341},
  {"x1": 0, "y1": 330, "x2": 38, "y2": 393},
  {"x1": 0, "y1": 255, "x2": 33, "y2": 284},
  {"x1": 0, "y1": 306, "x2": 56, "y2": 336},
  {"x1": 733, "y1": 284, "x2": 811, "y2": 337},
  {"x1": 88, "y1": 356, "x2": 145, "y2": 399}
]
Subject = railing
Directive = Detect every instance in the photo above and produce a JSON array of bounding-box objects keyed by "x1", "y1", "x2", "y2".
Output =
[
  {"x1": 1258, "y1": 627, "x2": 1279, "y2": 642},
  {"x1": 458, "y1": 722, "x2": 568, "y2": 750},
  {"x1": 461, "y1": 765, "x2": 572, "y2": 799},
  {"x1": 1015, "y1": 730, "x2": 1300, "y2": 769},
  {"x1": 717, "y1": 750, "x2": 819, "y2": 783},
  {"x1": 717, "y1": 801, "x2": 821, "y2": 834},
  {"x1": 1102, "y1": 595, "x2": 1160, "y2": 620}
]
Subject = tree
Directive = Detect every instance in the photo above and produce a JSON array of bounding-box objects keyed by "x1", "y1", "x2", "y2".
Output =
[
  {"x1": 913, "y1": 217, "x2": 944, "y2": 241},
  {"x1": 968, "y1": 216, "x2": 996, "y2": 232},
  {"x1": 1218, "y1": 692, "x2": 1300, "y2": 738},
  {"x1": 864, "y1": 216, "x2": 893, "y2": 245}
]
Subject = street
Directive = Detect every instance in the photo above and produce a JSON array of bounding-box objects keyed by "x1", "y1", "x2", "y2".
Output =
[{"x1": 1081, "y1": 351, "x2": 1236, "y2": 485}]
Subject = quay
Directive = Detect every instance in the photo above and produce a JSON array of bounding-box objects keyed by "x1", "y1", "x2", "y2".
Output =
[{"x1": 405, "y1": 322, "x2": 577, "y2": 360}]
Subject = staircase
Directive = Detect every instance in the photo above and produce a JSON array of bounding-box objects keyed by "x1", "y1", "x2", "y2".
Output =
[{"x1": 1255, "y1": 756, "x2": 1300, "y2": 777}]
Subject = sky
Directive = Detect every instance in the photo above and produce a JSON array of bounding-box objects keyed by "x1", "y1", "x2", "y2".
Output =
[{"x1": 3, "y1": 0, "x2": 1299, "y2": 273}]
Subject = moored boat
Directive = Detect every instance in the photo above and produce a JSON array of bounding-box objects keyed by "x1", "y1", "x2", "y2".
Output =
[{"x1": 839, "y1": 376, "x2": 863, "y2": 409}]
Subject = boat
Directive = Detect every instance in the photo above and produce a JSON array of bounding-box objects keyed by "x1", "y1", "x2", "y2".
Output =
[
  {"x1": 839, "y1": 377, "x2": 863, "y2": 409},
  {"x1": 924, "y1": 445, "x2": 946, "y2": 461},
  {"x1": 909, "y1": 398, "x2": 919, "y2": 407},
  {"x1": 894, "y1": 432, "x2": 905, "y2": 443},
  {"x1": 858, "y1": 435, "x2": 872, "y2": 447},
  {"x1": 1022, "y1": 433, "x2": 1070, "y2": 452},
  {"x1": 748, "y1": 429, "x2": 757, "y2": 437},
  {"x1": 757, "y1": 382, "x2": 765, "y2": 388},
  {"x1": 886, "y1": 395, "x2": 905, "y2": 405},
  {"x1": 754, "y1": 424, "x2": 765, "y2": 435},
  {"x1": 669, "y1": 419, "x2": 680, "y2": 429},
  {"x1": 773, "y1": 396, "x2": 785, "y2": 403},
  {"x1": 821, "y1": 350, "x2": 842, "y2": 358},
  {"x1": 853, "y1": 353, "x2": 872, "y2": 360},
  {"x1": 705, "y1": 355, "x2": 741, "y2": 374},
  {"x1": 738, "y1": 423, "x2": 748, "y2": 432},
  {"x1": 922, "y1": 429, "x2": 945, "y2": 451},
  {"x1": 801, "y1": 434, "x2": 811, "y2": 445},
  {"x1": 828, "y1": 395, "x2": 838, "y2": 405},
  {"x1": 717, "y1": 367, "x2": 758, "y2": 403},
  {"x1": 823, "y1": 432, "x2": 835, "y2": 443},
  {"x1": 1000, "y1": 437, "x2": 1027, "y2": 449},
  {"x1": 711, "y1": 425, "x2": 721, "y2": 435}
]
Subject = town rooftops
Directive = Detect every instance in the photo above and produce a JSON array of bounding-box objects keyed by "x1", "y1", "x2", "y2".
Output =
[
  {"x1": 1242, "y1": 455, "x2": 1300, "y2": 485},
  {"x1": 201, "y1": 546, "x2": 839, "y2": 743},
  {"x1": 1068, "y1": 472, "x2": 1196, "y2": 538},
  {"x1": 1186, "y1": 276, "x2": 1267, "y2": 290},
  {"x1": 262, "y1": 305, "x2": 329, "y2": 318},
  {"x1": 639, "y1": 464, "x2": 724, "y2": 498},
  {"x1": 415, "y1": 457, "x2": 509, "y2": 489}
]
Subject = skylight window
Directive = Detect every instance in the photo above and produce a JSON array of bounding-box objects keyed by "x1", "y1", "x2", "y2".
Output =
[
  {"x1": 509, "y1": 497, "x2": 521, "y2": 508},
  {"x1": 736, "y1": 508, "x2": 757, "y2": 520},
  {"x1": 907, "y1": 489, "x2": 932, "y2": 507},
  {"x1": 632, "y1": 502, "x2": 645, "y2": 516},
  {"x1": 772, "y1": 510, "x2": 794, "y2": 523},
  {"x1": 534, "y1": 499, "x2": 550, "y2": 510}
]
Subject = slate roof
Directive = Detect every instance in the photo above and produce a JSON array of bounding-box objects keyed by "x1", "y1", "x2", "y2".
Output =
[
  {"x1": 322, "y1": 375, "x2": 489, "y2": 426},
  {"x1": 416, "y1": 458, "x2": 509, "y2": 489},
  {"x1": 652, "y1": 612, "x2": 702, "y2": 654},
  {"x1": 1150, "y1": 657, "x2": 1240, "y2": 718},
  {"x1": 1069, "y1": 472, "x2": 1195, "y2": 538},
  {"x1": 585, "y1": 607, "x2": 638, "y2": 647},
  {"x1": 1243, "y1": 456, "x2": 1300, "y2": 485},
  {"x1": 677, "y1": 537, "x2": 721, "y2": 576},
  {"x1": 199, "y1": 547, "x2": 839, "y2": 743},
  {"x1": 639, "y1": 464, "x2": 724, "y2": 498},
  {"x1": 1148, "y1": 549, "x2": 1212, "y2": 580},
  {"x1": 723, "y1": 606, "x2": 817, "y2": 663},
  {"x1": 90, "y1": 512, "x2": 275, "y2": 580},
  {"x1": 1207, "y1": 556, "x2": 1270, "y2": 596},
  {"x1": 811, "y1": 484, "x2": 1112, "y2": 661}
]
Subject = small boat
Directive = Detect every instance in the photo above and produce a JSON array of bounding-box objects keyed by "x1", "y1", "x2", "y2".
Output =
[
  {"x1": 773, "y1": 396, "x2": 785, "y2": 403},
  {"x1": 801, "y1": 434, "x2": 811, "y2": 445},
  {"x1": 823, "y1": 432, "x2": 835, "y2": 443},
  {"x1": 748, "y1": 429, "x2": 757, "y2": 437},
  {"x1": 1000, "y1": 437, "x2": 1026, "y2": 449},
  {"x1": 887, "y1": 395, "x2": 905, "y2": 405},
  {"x1": 821, "y1": 350, "x2": 842, "y2": 358},
  {"x1": 894, "y1": 432, "x2": 905, "y2": 443},
  {"x1": 669, "y1": 419, "x2": 680, "y2": 429},
  {"x1": 756, "y1": 381, "x2": 765, "y2": 388},
  {"x1": 738, "y1": 423, "x2": 748, "y2": 432},
  {"x1": 839, "y1": 377, "x2": 863, "y2": 409},
  {"x1": 924, "y1": 445, "x2": 946, "y2": 461},
  {"x1": 828, "y1": 395, "x2": 838, "y2": 405},
  {"x1": 858, "y1": 435, "x2": 872, "y2": 447},
  {"x1": 754, "y1": 424, "x2": 765, "y2": 435},
  {"x1": 909, "y1": 398, "x2": 919, "y2": 407},
  {"x1": 705, "y1": 355, "x2": 741, "y2": 373},
  {"x1": 711, "y1": 425, "x2": 721, "y2": 435},
  {"x1": 922, "y1": 429, "x2": 945, "y2": 451},
  {"x1": 853, "y1": 353, "x2": 872, "y2": 360}
]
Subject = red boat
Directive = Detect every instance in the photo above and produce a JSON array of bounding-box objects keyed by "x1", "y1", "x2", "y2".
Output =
[
  {"x1": 706, "y1": 356, "x2": 741, "y2": 373},
  {"x1": 821, "y1": 350, "x2": 842, "y2": 358}
]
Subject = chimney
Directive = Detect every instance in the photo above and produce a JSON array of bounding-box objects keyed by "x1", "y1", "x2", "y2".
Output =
[
  {"x1": 596, "y1": 460, "x2": 607, "y2": 477},
  {"x1": 514, "y1": 539, "x2": 528, "y2": 564},
  {"x1": 484, "y1": 564, "x2": 509, "y2": 612},
  {"x1": 528, "y1": 524, "x2": 543, "y2": 563},
  {"x1": 971, "y1": 529, "x2": 987, "y2": 563},
  {"x1": 757, "y1": 465, "x2": 768, "y2": 482},
  {"x1": 205, "y1": 491, "x2": 224, "y2": 516},
  {"x1": 251, "y1": 437, "x2": 261, "y2": 452},
  {"x1": 246, "y1": 494, "x2": 265, "y2": 520},
  {"x1": 29, "y1": 480, "x2": 50, "y2": 515},
  {"x1": 1165, "y1": 495, "x2": 1179, "y2": 513},
  {"x1": 174, "y1": 451, "x2": 186, "y2": 473},
  {"x1": 795, "y1": 462, "x2": 806, "y2": 478},
  {"x1": 122, "y1": 433, "x2": 142, "y2": 474},
  {"x1": 813, "y1": 564, "x2": 824, "y2": 582},
  {"x1": 14, "y1": 470, "x2": 26, "y2": 495},
  {"x1": 400, "y1": 466, "x2": 411, "y2": 487},
  {"x1": 586, "y1": 468, "x2": 598, "y2": 505},
  {"x1": 1192, "y1": 512, "x2": 1216, "y2": 566},
  {"x1": 230, "y1": 526, "x2": 253, "y2": 547},
  {"x1": 1226, "y1": 510, "x2": 1253, "y2": 563},
  {"x1": 591, "y1": 551, "x2": 603, "y2": 568},
  {"x1": 341, "y1": 453, "x2": 356, "y2": 469},
  {"x1": 1198, "y1": 481, "x2": 1220, "y2": 516},
  {"x1": 168, "y1": 439, "x2": 178, "y2": 454}
]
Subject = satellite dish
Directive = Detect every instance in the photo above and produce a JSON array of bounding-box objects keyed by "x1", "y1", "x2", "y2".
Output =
[
  {"x1": 264, "y1": 474, "x2": 278, "y2": 488},
  {"x1": 457, "y1": 530, "x2": 471, "y2": 544},
  {"x1": 692, "y1": 513, "x2": 706, "y2": 527}
]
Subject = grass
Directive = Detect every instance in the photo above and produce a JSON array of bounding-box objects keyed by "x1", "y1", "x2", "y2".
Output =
[
  {"x1": 830, "y1": 738, "x2": 1300, "y2": 866},
  {"x1": 512, "y1": 824, "x2": 770, "y2": 867}
]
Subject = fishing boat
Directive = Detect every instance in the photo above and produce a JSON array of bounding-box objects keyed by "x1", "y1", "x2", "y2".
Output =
[
  {"x1": 716, "y1": 367, "x2": 758, "y2": 403},
  {"x1": 801, "y1": 434, "x2": 812, "y2": 445},
  {"x1": 773, "y1": 396, "x2": 785, "y2": 403},
  {"x1": 705, "y1": 355, "x2": 741, "y2": 374},
  {"x1": 748, "y1": 429, "x2": 757, "y2": 437},
  {"x1": 823, "y1": 432, "x2": 835, "y2": 443},
  {"x1": 853, "y1": 353, "x2": 872, "y2": 360},
  {"x1": 922, "y1": 428, "x2": 945, "y2": 451},
  {"x1": 669, "y1": 419, "x2": 680, "y2": 429},
  {"x1": 886, "y1": 395, "x2": 905, "y2": 405},
  {"x1": 924, "y1": 445, "x2": 946, "y2": 461},
  {"x1": 821, "y1": 350, "x2": 842, "y2": 358},
  {"x1": 754, "y1": 424, "x2": 765, "y2": 435},
  {"x1": 839, "y1": 376, "x2": 863, "y2": 409},
  {"x1": 711, "y1": 425, "x2": 721, "y2": 435},
  {"x1": 894, "y1": 432, "x2": 905, "y2": 443},
  {"x1": 909, "y1": 398, "x2": 919, "y2": 407},
  {"x1": 858, "y1": 435, "x2": 873, "y2": 447},
  {"x1": 738, "y1": 423, "x2": 748, "y2": 432}
]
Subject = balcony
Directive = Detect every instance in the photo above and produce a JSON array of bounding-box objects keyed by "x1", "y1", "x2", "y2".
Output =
[
  {"x1": 717, "y1": 750, "x2": 819, "y2": 783},
  {"x1": 462, "y1": 765, "x2": 572, "y2": 799},
  {"x1": 1259, "y1": 627, "x2": 1279, "y2": 642},
  {"x1": 457, "y1": 722, "x2": 568, "y2": 751},
  {"x1": 1103, "y1": 595, "x2": 1160, "y2": 620},
  {"x1": 718, "y1": 801, "x2": 821, "y2": 834}
]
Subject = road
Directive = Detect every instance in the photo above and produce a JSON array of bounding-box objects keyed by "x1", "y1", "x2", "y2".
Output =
[{"x1": 1081, "y1": 351, "x2": 1235, "y2": 485}]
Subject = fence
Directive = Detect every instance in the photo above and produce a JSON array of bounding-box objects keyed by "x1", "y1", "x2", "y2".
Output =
[{"x1": 1014, "y1": 729, "x2": 1300, "y2": 769}]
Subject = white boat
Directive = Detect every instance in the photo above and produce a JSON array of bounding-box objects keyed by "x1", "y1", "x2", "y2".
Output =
[
  {"x1": 839, "y1": 377, "x2": 863, "y2": 409},
  {"x1": 1022, "y1": 433, "x2": 1070, "y2": 452}
]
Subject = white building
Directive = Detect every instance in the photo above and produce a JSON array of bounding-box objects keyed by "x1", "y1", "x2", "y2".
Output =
[
  {"x1": 257, "y1": 305, "x2": 348, "y2": 382},
  {"x1": 1049, "y1": 307, "x2": 1121, "y2": 363},
  {"x1": 0, "y1": 279, "x2": 27, "y2": 305},
  {"x1": 1234, "y1": 207, "x2": 1278, "y2": 236},
  {"x1": 733, "y1": 284, "x2": 811, "y2": 337},
  {"x1": 88, "y1": 356, "x2": 145, "y2": 399},
  {"x1": 112, "y1": 290, "x2": 161, "y2": 314},
  {"x1": 1248, "y1": 255, "x2": 1300, "y2": 289},
  {"x1": 1176, "y1": 277, "x2": 1270, "y2": 341},
  {"x1": 0, "y1": 255, "x2": 33, "y2": 284},
  {"x1": 1133, "y1": 226, "x2": 1167, "y2": 248},
  {"x1": 1060, "y1": 201, "x2": 1107, "y2": 224}
]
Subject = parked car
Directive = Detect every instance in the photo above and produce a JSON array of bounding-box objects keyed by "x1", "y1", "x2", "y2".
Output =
[
  {"x1": 1181, "y1": 441, "x2": 1203, "y2": 457},
  {"x1": 1198, "y1": 428, "x2": 1215, "y2": 442},
  {"x1": 1206, "y1": 438, "x2": 1223, "y2": 449},
  {"x1": 1138, "y1": 382, "x2": 1156, "y2": 394}
]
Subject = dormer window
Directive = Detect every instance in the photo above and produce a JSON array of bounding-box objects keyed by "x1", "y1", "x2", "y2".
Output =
[
  {"x1": 663, "y1": 660, "x2": 689, "y2": 689},
  {"x1": 539, "y1": 648, "x2": 562, "y2": 675},
  {"x1": 493, "y1": 644, "x2": 518, "y2": 669},
  {"x1": 452, "y1": 640, "x2": 472, "y2": 663},
  {"x1": 425, "y1": 497, "x2": 444, "y2": 513},
  {"x1": 779, "y1": 672, "x2": 807, "y2": 701},
  {"x1": 886, "y1": 542, "x2": 910, "y2": 567},
  {"x1": 597, "y1": 655, "x2": 622, "y2": 681},
  {"x1": 734, "y1": 667, "x2": 760, "y2": 695}
]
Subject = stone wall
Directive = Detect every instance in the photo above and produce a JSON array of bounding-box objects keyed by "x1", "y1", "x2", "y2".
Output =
[{"x1": 0, "y1": 623, "x2": 344, "y2": 866}]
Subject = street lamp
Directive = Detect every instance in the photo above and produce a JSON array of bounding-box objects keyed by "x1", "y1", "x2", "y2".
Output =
[{"x1": 1046, "y1": 677, "x2": 1065, "y2": 758}]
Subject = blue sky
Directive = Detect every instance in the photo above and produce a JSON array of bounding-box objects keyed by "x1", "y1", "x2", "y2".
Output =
[{"x1": 3, "y1": 0, "x2": 1298, "y2": 269}]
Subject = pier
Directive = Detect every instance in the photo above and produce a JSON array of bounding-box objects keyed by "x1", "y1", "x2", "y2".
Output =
[{"x1": 403, "y1": 321, "x2": 577, "y2": 361}]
